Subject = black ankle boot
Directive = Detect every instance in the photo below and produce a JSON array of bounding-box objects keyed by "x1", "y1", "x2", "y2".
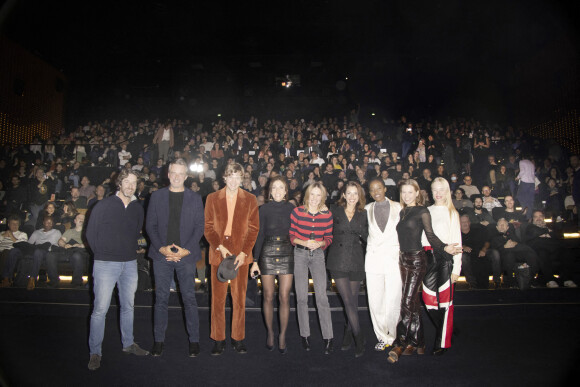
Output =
[
  {"x1": 341, "y1": 324, "x2": 352, "y2": 351},
  {"x1": 354, "y1": 332, "x2": 366, "y2": 358}
]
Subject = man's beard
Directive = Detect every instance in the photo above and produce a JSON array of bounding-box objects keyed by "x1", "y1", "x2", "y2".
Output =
[{"x1": 475, "y1": 205, "x2": 482, "y2": 210}]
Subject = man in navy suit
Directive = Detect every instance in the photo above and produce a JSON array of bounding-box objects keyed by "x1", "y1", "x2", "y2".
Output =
[{"x1": 146, "y1": 158, "x2": 205, "y2": 357}]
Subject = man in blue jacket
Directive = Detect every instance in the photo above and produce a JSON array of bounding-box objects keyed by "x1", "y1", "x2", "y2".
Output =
[
  {"x1": 146, "y1": 158, "x2": 205, "y2": 357},
  {"x1": 86, "y1": 169, "x2": 149, "y2": 370}
]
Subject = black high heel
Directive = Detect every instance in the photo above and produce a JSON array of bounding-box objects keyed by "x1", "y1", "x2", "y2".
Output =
[
  {"x1": 278, "y1": 336, "x2": 287, "y2": 354},
  {"x1": 266, "y1": 335, "x2": 274, "y2": 351}
]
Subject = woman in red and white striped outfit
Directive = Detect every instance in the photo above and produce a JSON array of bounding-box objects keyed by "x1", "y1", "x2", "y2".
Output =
[
  {"x1": 422, "y1": 177, "x2": 462, "y2": 355},
  {"x1": 289, "y1": 181, "x2": 334, "y2": 354}
]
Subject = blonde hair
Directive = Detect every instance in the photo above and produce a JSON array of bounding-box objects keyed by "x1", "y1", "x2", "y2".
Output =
[
  {"x1": 399, "y1": 179, "x2": 424, "y2": 208},
  {"x1": 431, "y1": 177, "x2": 458, "y2": 220},
  {"x1": 303, "y1": 181, "x2": 327, "y2": 212}
]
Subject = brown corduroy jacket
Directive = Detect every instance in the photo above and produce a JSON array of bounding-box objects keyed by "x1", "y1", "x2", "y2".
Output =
[{"x1": 204, "y1": 188, "x2": 259, "y2": 266}]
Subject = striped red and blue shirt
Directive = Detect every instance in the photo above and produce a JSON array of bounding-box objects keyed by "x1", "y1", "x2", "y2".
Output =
[{"x1": 289, "y1": 206, "x2": 333, "y2": 250}]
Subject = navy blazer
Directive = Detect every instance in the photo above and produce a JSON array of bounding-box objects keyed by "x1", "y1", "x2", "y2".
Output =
[{"x1": 146, "y1": 187, "x2": 205, "y2": 263}]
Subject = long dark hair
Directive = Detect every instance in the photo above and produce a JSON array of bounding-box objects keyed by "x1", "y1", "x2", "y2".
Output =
[
  {"x1": 267, "y1": 175, "x2": 289, "y2": 202},
  {"x1": 336, "y1": 181, "x2": 366, "y2": 212}
]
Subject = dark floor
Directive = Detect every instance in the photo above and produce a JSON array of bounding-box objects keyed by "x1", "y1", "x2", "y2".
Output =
[{"x1": 0, "y1": 287, "x2": 579, "y2": 386}]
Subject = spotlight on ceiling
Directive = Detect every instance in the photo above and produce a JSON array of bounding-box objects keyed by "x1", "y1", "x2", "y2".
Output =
[{"x1": 275, "y1": 74, "x2": 300, "y2": 88}]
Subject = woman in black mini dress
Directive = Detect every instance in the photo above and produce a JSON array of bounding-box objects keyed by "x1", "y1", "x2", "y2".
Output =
[
  {"x1": 327, "y1": 181, "x2": 368, "y2": 357},
  {"x1": 251, "y1": 176, "x2": 295, "y2": 353}
]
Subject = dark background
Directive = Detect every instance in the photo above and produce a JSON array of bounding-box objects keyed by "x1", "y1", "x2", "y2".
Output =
[{"x1": 1, "y1": 0, "x2": 579, "y2": 126}]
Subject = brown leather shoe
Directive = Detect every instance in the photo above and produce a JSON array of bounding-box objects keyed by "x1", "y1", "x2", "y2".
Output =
[
  {"x1": 26, "y1": 277, "x2": 35, "y2": 291},
  {"x1": 0, "y1": 278, "x2": 12, "y2": 288},
  {"x1": 417, "y1": 346, "x2": 426, "y2": 355},
  {"x1": 387, "y1": 346, "x2": 403, "y2": 363},
  {"x1": 402, "y1": 345, "x2": 416, "y2": 356}
]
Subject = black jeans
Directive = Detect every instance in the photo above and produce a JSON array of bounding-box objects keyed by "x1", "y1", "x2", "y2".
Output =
[
  {"x1": 499, "y1": 244, "x2": 539, "y2": 284},
  {"x1": 461, "y1": 249, "x2": 501, "y2": 287}
]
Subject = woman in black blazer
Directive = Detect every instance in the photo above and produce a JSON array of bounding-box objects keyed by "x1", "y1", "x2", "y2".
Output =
[{"x1": 327, "y1": 181, "x2": 368, "y2": 357}]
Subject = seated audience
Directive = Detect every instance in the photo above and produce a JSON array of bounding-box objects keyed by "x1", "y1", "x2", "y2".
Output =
[
  {"x1": 45, "y1": 213, "x2": 88, "y2": 287},
  {"x1": 524, "y1": 210, "x2": 577, "y2": 288},
  {"x1": 0, "y1": 215, "x2": 29, "y2": 287},
  {"x1": 459, "y1": 175, "x2": 480, "y2": 199},
  {"x1": 492, "y1": 195, "x2": 526, "y2": 223},
  {"x1": 459, "y1": 214, "x2": 501, "y2": 289},
  {"x1": 481, "y1": 185, "x2": 502, "y2": 213},
  {"x1": 490, "y1": 218, "x2": 539, "y2": 288},
  {"x1": 452, "y1": 187, "x2": 473, "y2": 210}
]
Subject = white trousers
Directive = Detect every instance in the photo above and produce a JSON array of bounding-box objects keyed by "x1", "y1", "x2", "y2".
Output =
[{"x1": 366, "y1": 268, "x2": 402, "y2": 345}]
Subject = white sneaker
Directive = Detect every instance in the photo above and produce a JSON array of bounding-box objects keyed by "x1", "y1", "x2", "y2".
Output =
[
  {"x1": 374, "y1": 339, "x2": 389, "y2": 351},
  {"x1": 564, "y1": 280, "x2": 578, "y2": 288},
  {"x1": 546, "y1": 280, "x2": 559, "y2": 288}
]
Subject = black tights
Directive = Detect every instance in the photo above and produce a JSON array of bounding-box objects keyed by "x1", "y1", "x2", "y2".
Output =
[
  {"x1": 261, "y1": 274, "x2": 293, "y2": 348},
  {"x1": 334, "y1": 277, "x2": 361, "y2": 336}
]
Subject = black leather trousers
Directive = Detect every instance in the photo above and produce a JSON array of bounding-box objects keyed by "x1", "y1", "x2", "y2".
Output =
[{"x1": 393, "y1": 250, "x2": 427, "y2": 348}]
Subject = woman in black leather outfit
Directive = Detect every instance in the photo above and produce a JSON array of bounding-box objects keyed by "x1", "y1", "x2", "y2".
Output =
[
  {"x1": 327, "y1": 181, "x2": 368, "y2": 357},
  {"x1": 251, "y1": 176, "x2": 295, "y2": 354},
  {"x1": 387, "y1": 179, "x2": 462, "y2": 364}
]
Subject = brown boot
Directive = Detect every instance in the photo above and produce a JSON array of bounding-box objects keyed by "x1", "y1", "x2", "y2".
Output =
[
  {"x1": 27, "y1": 277, "x2": 35, "y2": 291},
  {"x1": 387, "y1": 346, "x2": 404, "y2": 364},
  {"x1": 0, "y1": 278, "x2": 12, "y2": 288}
]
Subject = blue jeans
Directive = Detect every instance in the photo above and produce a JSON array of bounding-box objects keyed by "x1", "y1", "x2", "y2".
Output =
[
  {"x1": 31, "y1": 248, "x2": 48, "y2": 280},
  {"x1": 89, "y1": 260, "x2": 138, "y2": 356},
  {"x1": 152, "y1": 258, "x2": 199, "y2": 342},
  {"x1": 516, "y1": 182, "x2": 535, "y2": 220}
]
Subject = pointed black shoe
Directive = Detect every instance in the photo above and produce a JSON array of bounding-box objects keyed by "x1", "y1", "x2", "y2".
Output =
[
  {"x1": 266, "y1": 335, "x2": 274, "y2": 351},
  {"x1": 354, "y1": 332, "x2": 366, "y2": 358},
  {"x1": 231, "y1": 339, "x2": 247, "y2": 354},
  {"x1": 151, "y1": 341, "x2": 164, "y2": 357},
  {"x1": 211, "y1": 340, "x2": 226, "y2": 356},
  {"x1": 323, "y1": 338, "x2": 334, "y2": 355},
  {"x1": 189, "y1": 342, "x2": 200, "y2": 357},
  {"x1": 432, "y1": 347, "x2": 447, "y2": 356},
  {"x1": 341, "y1": 324, "x2": 353, "y2": 351},
  {"x1": 301, "y1": 336, "x2": 311, "y2": 351}
]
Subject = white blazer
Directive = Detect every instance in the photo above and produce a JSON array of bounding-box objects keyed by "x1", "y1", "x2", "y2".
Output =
[{"x1": 365, "y1": 199, "x2": 401, "y2": 274}]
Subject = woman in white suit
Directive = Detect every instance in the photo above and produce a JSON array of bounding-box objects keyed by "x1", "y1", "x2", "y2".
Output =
[{"x1": 365, "y1": 178, "x2": 402, "y2": 351}]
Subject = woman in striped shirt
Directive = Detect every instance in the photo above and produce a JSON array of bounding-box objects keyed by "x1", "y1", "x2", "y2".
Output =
[{"x1": 290, "y1": 181, "x2": 334, "y2": 354}]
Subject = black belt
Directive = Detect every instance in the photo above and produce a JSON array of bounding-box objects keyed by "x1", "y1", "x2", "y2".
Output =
[
  {"x1": 265, "y1": 236, "x2": 289, "y2": 242},
  {"x1": 295, "y1": 244, "x2": 316, "y2": 251}
]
